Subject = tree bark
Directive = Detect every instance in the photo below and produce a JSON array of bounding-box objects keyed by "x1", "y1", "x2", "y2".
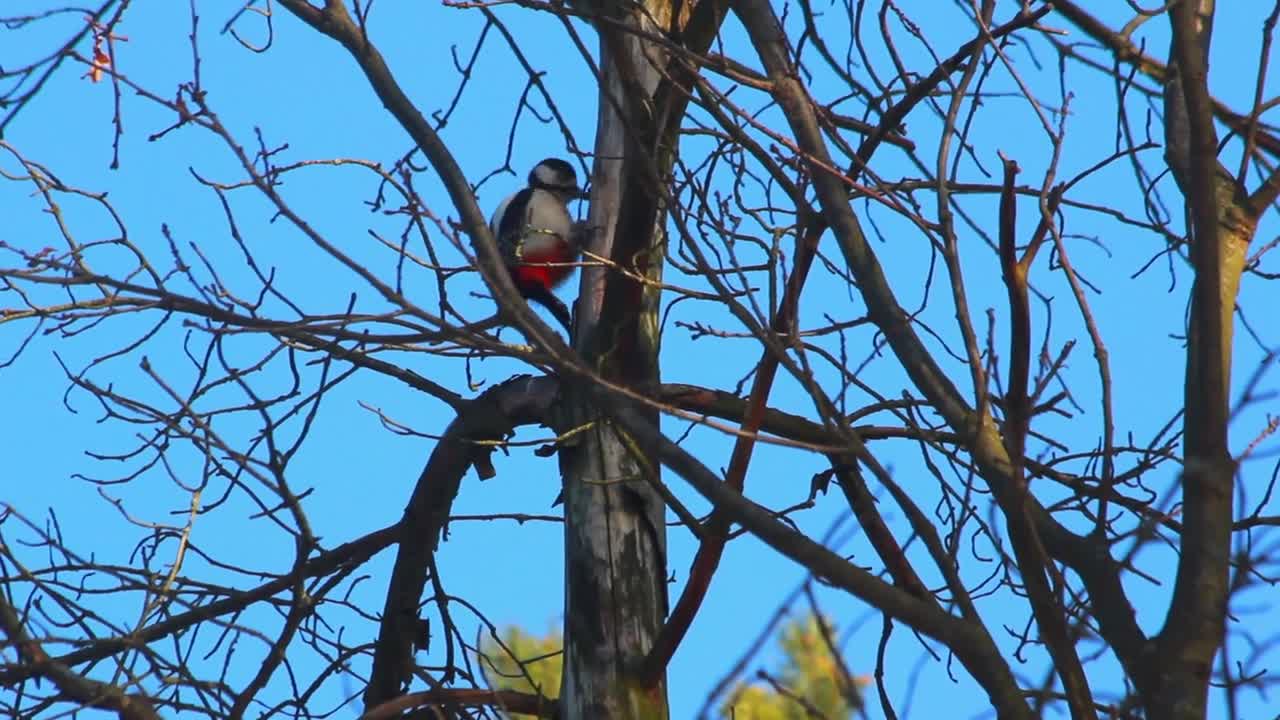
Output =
[
  {"x1": 558, "y1": 1, "x2": 679, "y2": 717},
  {"x1": 1155, "y1": 1, "x2": 1253, "y2": 717}
]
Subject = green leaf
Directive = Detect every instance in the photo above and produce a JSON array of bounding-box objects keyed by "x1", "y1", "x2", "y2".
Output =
[
  {"x1": 719, "y1": 614, "x2": 866, "y2": 720},
  {"x1": 481, "y1": 625, "x2": 563, "y2": 719}
]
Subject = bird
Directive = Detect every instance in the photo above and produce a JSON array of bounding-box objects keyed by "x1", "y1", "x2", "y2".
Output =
[{"x1": 488, "y1": 158, "x2": 588, "y2": 334}]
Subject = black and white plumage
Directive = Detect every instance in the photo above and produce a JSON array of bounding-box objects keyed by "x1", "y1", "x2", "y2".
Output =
[{"x1": 488, "y1": 158, "x2": 588, "y2": 333}]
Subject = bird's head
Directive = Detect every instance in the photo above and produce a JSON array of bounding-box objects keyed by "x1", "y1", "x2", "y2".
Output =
[{"x1": 529, "y1": 158, "x2": 588, "y2": 203}]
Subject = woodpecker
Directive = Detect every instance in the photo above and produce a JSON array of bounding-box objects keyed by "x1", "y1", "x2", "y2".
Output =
[{"x1": 488, "y1": 158, "x2": 588, "y2": 334}]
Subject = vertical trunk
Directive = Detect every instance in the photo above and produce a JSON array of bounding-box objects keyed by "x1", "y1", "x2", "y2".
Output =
[
  {"x1": 558, "y1": 1, "x2": 677, "y2": 717},
  {"x1": 1156, "y1": 1, "x2": 1253, "y2": 717}
]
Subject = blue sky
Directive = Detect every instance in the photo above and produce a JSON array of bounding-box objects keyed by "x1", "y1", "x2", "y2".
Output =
[{"x1": 3, "y1": 1, "x2": 1279, "y2": 718}]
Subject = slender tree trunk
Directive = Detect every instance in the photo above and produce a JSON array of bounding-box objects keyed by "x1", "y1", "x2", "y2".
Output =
[
  {"x1": 558, "y1": 1, "x2": 678, "y2": 717},
  {"x1": 1155, "y1": 1, "x2": 1254, "y2": 717}
]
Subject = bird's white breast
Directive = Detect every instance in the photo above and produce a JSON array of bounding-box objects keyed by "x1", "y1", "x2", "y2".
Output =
[{"x1": 494, "y1": 188, "x2": 573, "y2": 255}]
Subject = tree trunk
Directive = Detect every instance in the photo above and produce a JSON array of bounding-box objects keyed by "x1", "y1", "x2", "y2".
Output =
[
  {"x1": 1155, "y1": 1, "x2": 1252, "y2": 717},
  {"x1": 558, "y1": 1, "x2": 678, "y2": 718}
]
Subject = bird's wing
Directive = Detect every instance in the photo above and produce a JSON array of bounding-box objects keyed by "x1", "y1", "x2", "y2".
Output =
[{"x1": 492, "y1": 188, "x2": 532, "y2": 244}]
